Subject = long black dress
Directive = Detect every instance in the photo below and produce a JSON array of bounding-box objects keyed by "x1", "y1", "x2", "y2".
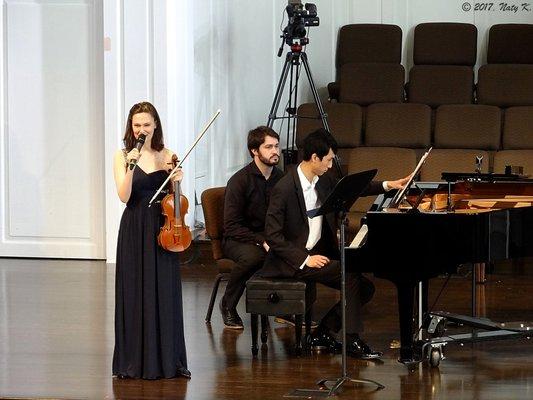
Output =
[{"x1": 113, "y1": 167, "x2": 187, "y2": 379}]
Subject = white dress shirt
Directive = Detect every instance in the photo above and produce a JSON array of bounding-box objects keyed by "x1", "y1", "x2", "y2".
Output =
[
  {"x1": 297, "y1": 165, "x2": 322, "y2": 269},
  {"x1": 295, "y1": 166, "x2": 390, "y2": 269}
]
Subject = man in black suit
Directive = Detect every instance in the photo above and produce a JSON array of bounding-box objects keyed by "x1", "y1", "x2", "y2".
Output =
[
  {"x1": 220, "y1": 126, "x2": 284, "y2": 329},
  {"x1": 260, "y1": 129, "x2": 409, "y2": 358}
]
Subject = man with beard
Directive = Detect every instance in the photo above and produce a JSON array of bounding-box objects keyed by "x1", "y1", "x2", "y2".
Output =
[{"x1": 219, "y1": 126, "x2": 284, "y2": 329}]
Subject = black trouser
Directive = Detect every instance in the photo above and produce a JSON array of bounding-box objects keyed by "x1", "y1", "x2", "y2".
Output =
[
  {"x1": 222, "y1": 239, "x2": 265, "y2": 309},
  {"x1": 294, "y1": 260, "x2": 375, "y2": 335}
]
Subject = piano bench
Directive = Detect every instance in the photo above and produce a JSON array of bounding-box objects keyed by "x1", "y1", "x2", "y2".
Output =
[{"x1": 245, "y1": 276, "x2": 312, "y2": 356}]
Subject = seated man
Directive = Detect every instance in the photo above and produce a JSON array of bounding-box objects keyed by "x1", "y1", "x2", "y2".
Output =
[
  {"x1": 219, "y1": 126, "x2": 283, "y2": 329},
  {"x1": 260, "y1": 129, "x2": 409, "y2": 358}
]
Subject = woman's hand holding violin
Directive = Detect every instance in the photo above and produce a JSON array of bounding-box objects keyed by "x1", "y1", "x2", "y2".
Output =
[
  {"x1": 168, "y1": 154, "x2": 183, "y2": 183},
  {"x1": 171, "y1": 168, "x2": 183, "y2": 183}
]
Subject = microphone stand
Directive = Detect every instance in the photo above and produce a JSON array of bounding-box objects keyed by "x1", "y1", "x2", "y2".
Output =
[
  {"x1": 288, "y1": 171, "x2": 385, "y2": 398},
  {"x1": 316, "y1": 210, "x2": 385, "y2": 395},
  {"x1": 148, "y1": 109, "x2": 221, "y2": 207}
]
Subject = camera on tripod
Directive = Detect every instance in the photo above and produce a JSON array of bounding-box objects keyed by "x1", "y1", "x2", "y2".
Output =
[
  {"x1": 280, "y1": 0, "x2": 319, "y2": 51},
  {"x1": 269, "y1": 0, "x2": 332, "y2": 169}
]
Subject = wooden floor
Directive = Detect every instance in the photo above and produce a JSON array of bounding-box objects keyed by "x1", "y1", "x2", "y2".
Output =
[{"x1": 1, "y1": 254, "x2": 533, "y2": 399}]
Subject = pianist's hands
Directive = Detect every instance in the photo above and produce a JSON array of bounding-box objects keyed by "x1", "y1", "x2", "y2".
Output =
[
  {"x1": 386, "y1": 173, "x2": 413, "y2": 190},
  {"x1": 307, "y1": 255, "x2": 330, "y2": 269}
]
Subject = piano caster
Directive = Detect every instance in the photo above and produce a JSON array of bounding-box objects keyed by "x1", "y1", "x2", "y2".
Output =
[
  {"x1": 427, "y1": 344, "x2": 445, "y2": 368},
  {"x1": 429, "y1": 348, "x2": 441, "y2": 367}
]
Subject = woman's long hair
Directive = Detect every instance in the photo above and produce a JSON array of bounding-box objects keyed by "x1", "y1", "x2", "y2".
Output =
[{"x1": 123, "y1": 102, "x2": 164, "y2": 151}]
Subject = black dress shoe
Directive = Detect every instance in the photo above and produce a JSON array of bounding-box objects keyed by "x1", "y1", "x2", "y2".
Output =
[
  {"x1": 219, "y1": 300, "x2": 244, "y2": 329},
  {"x1": 308, "y1": 329, "x2": 341, "y2": 352},
  {"x1": 346, "y1": 337, "x2": 383, "y2": 359},
  {"x1": 177, "y1": 366, "x2": 192, "y2": 379}
]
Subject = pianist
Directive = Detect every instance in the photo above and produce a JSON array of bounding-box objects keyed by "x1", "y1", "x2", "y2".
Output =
[{"x1": 259, "y1": 129, "x2": 410, "y2": 358}]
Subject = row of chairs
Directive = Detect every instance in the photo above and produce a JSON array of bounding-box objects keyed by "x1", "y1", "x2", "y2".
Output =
[
  {"x1": 337, "y1": 62, "x2": 533, "y2": 108},
  {"x1": 297, "y1": 103, "x2": 533, "y2": 154},
  {"x1": 328, "y1": 23, "x2": 533, "y2": 108}
]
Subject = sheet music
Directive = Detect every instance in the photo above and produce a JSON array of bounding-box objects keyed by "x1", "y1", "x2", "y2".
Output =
[
  {"x1": 348, "y1": 224, "x2": 368, "y2": 248},
  {"x1": 389, "y1": 147, "x2": 433, "y2": 207}
]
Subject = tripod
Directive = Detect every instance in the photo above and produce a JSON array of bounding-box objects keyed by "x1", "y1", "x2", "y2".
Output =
[{"x1": 267, "y1": 43, "x2": 330, "y2": 167}]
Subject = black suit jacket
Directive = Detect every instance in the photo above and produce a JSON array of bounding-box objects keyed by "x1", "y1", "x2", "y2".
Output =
[{"x1": 260, "y1": 167, "x2": 384, "y2": 278}]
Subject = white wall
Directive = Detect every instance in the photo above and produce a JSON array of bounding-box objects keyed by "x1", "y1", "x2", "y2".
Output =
[
  {"x1": 0, "y1": 0, "x2": 105, "y2": 258},
  {"x1": 103, "y1": 0, "x2": 195, "y2": 263}
]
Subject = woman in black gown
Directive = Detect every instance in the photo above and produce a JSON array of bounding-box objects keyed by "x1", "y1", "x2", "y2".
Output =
[{"x1": 112, "y1": 102, "x2": 190, "y2": 379}]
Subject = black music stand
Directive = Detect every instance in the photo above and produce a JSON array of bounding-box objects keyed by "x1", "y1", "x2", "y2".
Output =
[{"x1": 288, "y1": 169, "x2": 384, "y2": 398}]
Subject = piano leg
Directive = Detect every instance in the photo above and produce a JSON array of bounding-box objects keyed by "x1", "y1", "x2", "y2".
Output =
[
  {"x1": 418, "y1": 280, "x2": 429, "y2": 338},
  {"x1": 476, "y1": 283, "x2": 486, "y2": 317},
  {"x1": 473, "y1": 263, "x2": 486, "y2": 317},
  {"x1": 421, "y1": 281, "x2": 428, "y2": 317},
  {"x1": 475, "y1": 262, "x2": 486, "y2": 284},
  {"x1": 418, "y1": 282, "x2": 423, "y2": 341},
  {"x1": 396, "y1": 281, "x2": 417, "y2": 362}
]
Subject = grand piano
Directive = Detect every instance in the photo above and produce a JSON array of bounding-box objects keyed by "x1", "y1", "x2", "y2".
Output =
[{"x1": 346, "y1": 172, "x2": 533, "y2": 367}]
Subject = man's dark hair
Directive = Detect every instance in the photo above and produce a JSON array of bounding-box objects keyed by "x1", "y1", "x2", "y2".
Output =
[
  {"x1": 301, "y1": 128, "x2": 338, "y2": 161},
  {"x1": 247, "y1": 126, "x2": 280, "y2": 158}
]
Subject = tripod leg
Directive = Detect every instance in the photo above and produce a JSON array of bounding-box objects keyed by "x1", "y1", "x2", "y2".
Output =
[
  {"x1": 289, "y1": 58, "x2": 299, "y2": 150},
  {"x1": 300, "y1": 53, "x2": 330, "y2": 132},
  {"x1": 301, "y1": 53, "x2": 344, "y2": 176},
  {"x1": 267, "y1": 53, "x2": 293, "y2": 127}
]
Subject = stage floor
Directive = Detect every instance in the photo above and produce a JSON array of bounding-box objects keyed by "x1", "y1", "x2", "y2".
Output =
[{"x1": 1, "y1": 257, "x2": 533, "y2": 399}]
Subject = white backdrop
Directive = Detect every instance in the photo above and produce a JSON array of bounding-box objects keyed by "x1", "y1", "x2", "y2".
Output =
[
  {"x1": 0, "y1": 0, "x2": 531, "y2": 261},
  {"x1": 0, "y1": 0, "x2": 105, "y2": 258},
  {"x1": 103, "y1": 0, "x2": 196, "y2": 263}
]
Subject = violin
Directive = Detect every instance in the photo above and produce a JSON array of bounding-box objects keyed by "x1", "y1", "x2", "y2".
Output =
[
  {"x1": 149, "y1": 110, "x2": 221, "y2": 251},
  {"x1": 158, "y1": 155, "x2": 192, "y2": 252}
]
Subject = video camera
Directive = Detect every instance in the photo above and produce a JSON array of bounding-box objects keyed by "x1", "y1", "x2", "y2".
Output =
[{"x1": 279, "y1": 0, "x2": 319, "y2": 53}]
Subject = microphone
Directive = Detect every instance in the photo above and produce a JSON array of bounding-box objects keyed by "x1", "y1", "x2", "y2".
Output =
[{"x1": 129, "y1": 133, "x2": 146, "y2": 170}]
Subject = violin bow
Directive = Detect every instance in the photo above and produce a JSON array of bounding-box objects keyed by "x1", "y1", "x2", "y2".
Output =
[{"x1": 148, "y1": 109, "x2": 221, "y2": 207}]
